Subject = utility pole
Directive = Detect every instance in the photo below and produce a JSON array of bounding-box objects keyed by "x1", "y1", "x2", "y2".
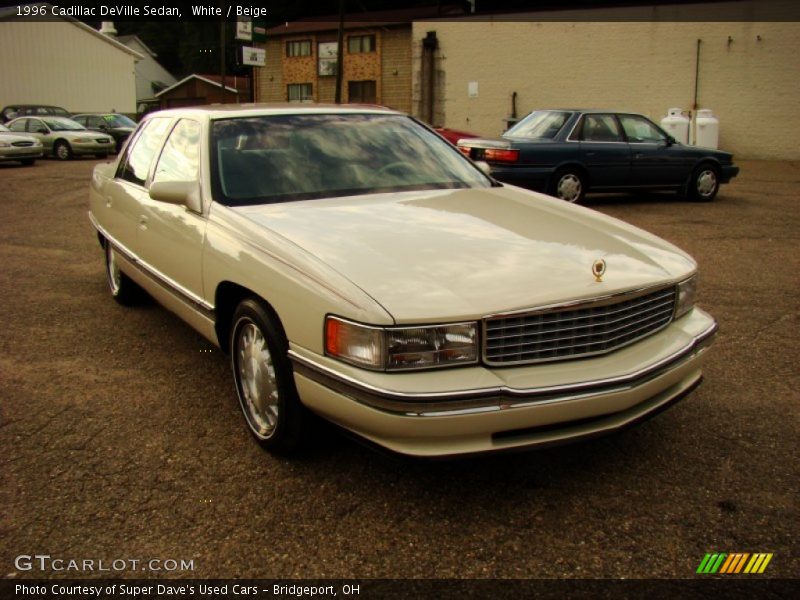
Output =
[
  {"x1": 220, "y1": 9, "x2": 227, "y2": 102},
  {"x1": 334, "y1": 0, "x2": 345, "y2": 103}
]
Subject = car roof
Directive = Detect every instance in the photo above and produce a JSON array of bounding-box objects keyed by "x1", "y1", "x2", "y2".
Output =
[{"x1": 145, "y1": 103, "x2": 401, "y2": 121}]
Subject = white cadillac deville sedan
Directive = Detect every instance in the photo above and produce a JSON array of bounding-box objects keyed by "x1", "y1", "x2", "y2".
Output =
[{"x1": 88, "y1": 105, "x2": 717, "y2": 458}]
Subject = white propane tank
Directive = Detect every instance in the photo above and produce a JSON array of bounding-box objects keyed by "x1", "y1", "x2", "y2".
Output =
[
  {"x1": 695, "y1": 109, "x2": 720, "y2": 149},
  {"x1": 661, "y1": 108, "x2": 690, "y2": 144}
]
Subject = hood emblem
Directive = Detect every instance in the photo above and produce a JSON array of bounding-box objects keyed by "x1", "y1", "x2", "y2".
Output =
[{"x1": 592, "y1": 258, "x2": 606, "y2": 282}]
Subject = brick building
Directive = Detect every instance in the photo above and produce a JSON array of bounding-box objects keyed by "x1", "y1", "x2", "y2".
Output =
[{"x1": 253, "y1": 6, "x2": 462, "y2": 114}]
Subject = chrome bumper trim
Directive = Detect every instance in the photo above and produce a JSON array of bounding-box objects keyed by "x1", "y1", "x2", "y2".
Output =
[{"x1": 289, "y1": 320, "x2": 717, "y2": 417}]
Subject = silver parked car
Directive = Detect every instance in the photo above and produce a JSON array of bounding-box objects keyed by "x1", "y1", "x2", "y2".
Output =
[
  {"x1": 6, "y1": 116, "x2": 114, "y2": 160},
  {"x1": 0, "y1": 123, "x2": 43, "y2": 165}
]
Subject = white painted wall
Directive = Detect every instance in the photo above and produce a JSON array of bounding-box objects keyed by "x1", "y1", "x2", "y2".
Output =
[
  {"x1": 122, "y1": 37, "x2": 177, "y2": 102},
  {"x1": 412, "y1": 4, "x2": 800, "y2": 159},
  {"x1": 0, "y1": 20, "x2": 138, "y2": 113}
]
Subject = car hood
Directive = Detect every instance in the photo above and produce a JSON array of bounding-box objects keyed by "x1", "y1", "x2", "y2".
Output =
[
  {"x1": 233, "y1": 186, "x2": 696, "y2": 323},
  {"x1": 0, "y1": 131, "x2": 40, "y2": 144}
]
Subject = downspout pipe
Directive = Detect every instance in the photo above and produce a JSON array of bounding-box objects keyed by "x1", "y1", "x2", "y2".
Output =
[
  {"x1": 692, "y1": 38, "x2": 702, "y2": 144},
  {"x1": 422, "y1": 31, "x2": 438, "y2": 124}
]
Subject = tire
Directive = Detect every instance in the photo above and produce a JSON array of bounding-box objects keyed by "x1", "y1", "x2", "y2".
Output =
[
  {"x1": 20, "y1": 158, "x2": 35, "y2": 166},
  {"x1": 550, "y1": 168, "x2": 586, "y2": 203},
  {"x1": 54, "y1": 140, "x2": 72, "y2": 161},
  {"x1": 688, "y1": 164, "x2": 720, "y2": 202},
  {"x1": 104, "y1": 241, "x2": 141, "y2": 305},
  {"x1": 95, "y1": 153, "x2": 108, "y2": 160},
  {"x1": 230, "y1": 298, "x2": 306, "y2": 454}
]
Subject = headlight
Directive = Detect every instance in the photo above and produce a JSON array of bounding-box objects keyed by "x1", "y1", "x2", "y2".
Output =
[
  {"x1": 74, "y1": 137, "x2": 93, "y2": 143},
  {"x1": 325, "y1": 316, "x2": 478, "y2": 371},
  {"x1": 675, "y1": 275, "x2": 697, "y2": 319}
]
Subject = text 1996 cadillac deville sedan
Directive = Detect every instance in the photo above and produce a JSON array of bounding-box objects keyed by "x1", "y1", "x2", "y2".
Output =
[{"x1": 88, "y1": 105, "x2": 717, "y2": 458}]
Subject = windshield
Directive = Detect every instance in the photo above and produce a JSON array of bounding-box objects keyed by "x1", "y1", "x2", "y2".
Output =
[
  {"x1": 210, "y1": 113, "x2": 492, "y2": 206},
  {"x1": 504, "y1": 110, "x2": 571, "y2": 139},
  {"x1": 42, "y1": 117, "x2": 85, "y2": 131},
  {"x1": 104, "y1": 114, "x2": 137, "y2": 128}
]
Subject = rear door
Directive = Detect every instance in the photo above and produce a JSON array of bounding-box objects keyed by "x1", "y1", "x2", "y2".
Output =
[
  {"x1": 574, "y1": 113, "x2": 630, "y2": 188},
  {"x1": 101, "y1": 117, "x2": 173, "y2": 256}
]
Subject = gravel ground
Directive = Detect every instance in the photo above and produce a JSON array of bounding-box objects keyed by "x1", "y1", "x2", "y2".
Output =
[{"x1": 0, "y1": 157, "x2": 797, "y2": 581}]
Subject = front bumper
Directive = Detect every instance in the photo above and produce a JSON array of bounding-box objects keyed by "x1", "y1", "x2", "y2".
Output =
[
  {"x1": 0, "y1": 146, "x2": 43, "y2": 160},
  {"x1": 289, "y1": 308, "x2": 717, "y2": 457},
  {"x1": 71, "y1": 139, "x2": 114, "y2": 155}
]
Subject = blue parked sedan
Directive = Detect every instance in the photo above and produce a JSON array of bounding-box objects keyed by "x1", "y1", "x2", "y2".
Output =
[{"x1": 457, "y1": 110, "x2": 739, "y2": 203}]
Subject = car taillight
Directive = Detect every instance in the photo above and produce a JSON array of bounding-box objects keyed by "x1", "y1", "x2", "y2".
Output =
[
  {"x1": 457, "y1": 145, "x2": 471, "y2": 157},
  {"x1": 484, "y1": 148, "x2": 519, "y2": 163}
]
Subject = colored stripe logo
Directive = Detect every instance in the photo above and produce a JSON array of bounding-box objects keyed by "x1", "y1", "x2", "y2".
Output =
[{"x1": 697, "y1": 553, "x2": 773, "y2": 574}]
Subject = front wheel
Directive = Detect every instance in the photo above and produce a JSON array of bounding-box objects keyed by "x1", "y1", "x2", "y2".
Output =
[
  {"x1": 550, "y1": 169, "x2": 586, "y2": 203},
  {"x1": 230, "y1": 299, "x2": 306, "y2": 454},
  {"x1": 54, "y1": 140, "x2": 72, "y2": 161},
  {"x1": 688, "y1": 165, "x2": 719, "y2": 202}
]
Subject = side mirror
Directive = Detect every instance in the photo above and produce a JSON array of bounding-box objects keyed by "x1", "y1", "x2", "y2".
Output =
[
  {"x1": 149, "y1": 180, "x2": 202, "y2": 213},
  {"x1": 474, "y1": 160, "x2": 493, "y2": 177},
  {"x1": 36, "y1": 128, "x2": 48, "y2": 134},
  {"x1": 665, "y1": 135, "x2": 676, "y2": 146}
]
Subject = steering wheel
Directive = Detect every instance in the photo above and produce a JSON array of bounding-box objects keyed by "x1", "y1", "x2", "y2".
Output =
[{"x1": 376, "y1": 161, "x2": 416, "y2": 178}]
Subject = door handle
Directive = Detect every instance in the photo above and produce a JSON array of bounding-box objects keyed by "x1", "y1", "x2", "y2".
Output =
[{"x1": 586, "y1": 152, "x2": 596, "y2": 157}]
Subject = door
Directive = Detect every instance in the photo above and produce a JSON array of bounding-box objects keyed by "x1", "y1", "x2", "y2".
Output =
[
  {"x1": 137, "y1": 118, "x2": 206, "y2": 303},
  {"x1": 24, "y1": 118, "x2": 53, "y2": 153},
  {"x1": 575, "y1": 114, "x2": 630, "y2": 188},
  {"x1": 618, "y1": 114, "x2": 688, "y2": 187},
  {"x1": 102, "y1": 117, "x2": 173, "y2": 256}
]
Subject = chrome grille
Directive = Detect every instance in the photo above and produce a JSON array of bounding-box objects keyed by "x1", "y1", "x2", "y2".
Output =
[
  {"x1": 483, "y1": 285, "x2": 677, "y2": 365},
  {"x1": 11, "y1": 141, "x2": 34, "y2": 147}
]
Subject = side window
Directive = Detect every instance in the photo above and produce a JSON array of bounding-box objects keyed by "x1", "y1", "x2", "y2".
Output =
[
  {"x1": 152, "y1": 119, "x2": 201, "y2": 184},
  {"x1": 580, "y1": 114, "x2": 623, "y2": 142},
  {"x1": 88, "y1": 117, "x2": 101, "y2": 128},
  {"x1": 619, "y1": 115, "x2": 665, "y2": 143},
  {"x1": 117, "y1": 117, "x2": 172, "y2": 187},
  {"x1": 29, "y1": 119, "x2": 46, "y2": 133},
  {"x1": 8, "y1": 119, "x2": 27, "y2": 132}
]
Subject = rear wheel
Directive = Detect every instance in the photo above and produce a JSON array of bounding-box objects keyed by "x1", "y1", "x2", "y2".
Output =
[
  {"x1": 230, "y1": 299, "x2": 306, "y2": 454},
  {"x1": 550, "y1": 168, "x2": 586, "y2": 203},
  {"x1": 104, "y1": 241, "x2": 141, "y2": 305},
  {"x1": 95, "y1": 153, "x2": 108, "y2": 160},
  {"x1": 20, "y1": 158, "x2": 35, "y2": 166},
  {"x1": 688, "y1": 164, "x2": 719, "y2": 201},
  {"x1": 54, "y1": 140, "x2": 72, "y2": 161}
]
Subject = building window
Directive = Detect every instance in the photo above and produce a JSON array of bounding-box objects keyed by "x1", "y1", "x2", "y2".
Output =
[
  {"x1": 318, "y1": 42, "x2": 338, "y2": 76},
  {"x1": 348, "y1": 34, "x2": 376, "y2": 53},
  {"x1": 287, "y1": 83, "x2": 313, "y2": 103},
  {"x1": 348, "y1": 80, "x2": 377, "y2": 104},
  {"x1": 286, "y1": 40, "x2": 312, "y2": 57}
]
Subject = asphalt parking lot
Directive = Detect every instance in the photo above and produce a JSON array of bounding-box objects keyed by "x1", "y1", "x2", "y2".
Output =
[{"x1": 0, "y1": 158, "x2": 797, "y2": 581}]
